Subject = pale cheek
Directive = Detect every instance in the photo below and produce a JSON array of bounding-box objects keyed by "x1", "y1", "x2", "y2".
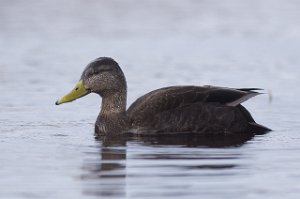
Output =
[
  {"x1": 87, "y1": 76, "x2": 104, "y2": 91},
  {"x1": 84, "y1": 79, "x2": 92, "y2": 89}
]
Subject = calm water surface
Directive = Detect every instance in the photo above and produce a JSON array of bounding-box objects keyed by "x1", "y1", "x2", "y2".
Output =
[{"x1": 0, "y1": 0, "x2": 300, "y2": 198}]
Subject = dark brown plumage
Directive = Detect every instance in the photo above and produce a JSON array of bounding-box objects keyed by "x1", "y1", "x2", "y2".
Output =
[
  {"x1": 56, "y1": 57, "x2": 271, "y2": 136},
  {"x1": 127, "y1": 86, "x2": 270, "y2": 136}
]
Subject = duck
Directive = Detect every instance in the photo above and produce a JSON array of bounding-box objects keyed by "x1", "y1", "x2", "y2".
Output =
[{"x1": 55, "y1": 57, "x2": 270, "y2": 136}]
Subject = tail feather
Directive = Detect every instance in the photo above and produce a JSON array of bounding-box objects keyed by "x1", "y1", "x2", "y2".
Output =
[
  {"x1": 248, "y1": 122, "x2": 271, "y2": 135},
  {"x1": 237, "y1": 105, "x2": 255, "y2": 123},
  {"x1": 237, "y1": 88, "x2": 263, "y2": 92}
]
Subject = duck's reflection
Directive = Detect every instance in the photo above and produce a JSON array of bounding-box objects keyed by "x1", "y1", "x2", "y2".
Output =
[
  {"x1": 133, "y1": 133, "x2": 255, "y2": 148},
  {"x1": 81, "y1": 133, "x2": 254, "y2": 197},
  {"x1": 81, "y1": 136, "x2": 127, "y2": 198}
]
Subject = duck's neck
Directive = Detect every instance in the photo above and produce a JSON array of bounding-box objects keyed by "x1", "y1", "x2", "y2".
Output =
[
  {"x1": 96, "y1": 90, "x2": 128, "y2": 135},
  {"x1": 101, "y1": 91, "x2": 127, "y2": 115}
]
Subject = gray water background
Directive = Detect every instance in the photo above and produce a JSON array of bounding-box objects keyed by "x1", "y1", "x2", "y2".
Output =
[{"x1": 0, "y1": 0, "x2": 300, "y2": 198}]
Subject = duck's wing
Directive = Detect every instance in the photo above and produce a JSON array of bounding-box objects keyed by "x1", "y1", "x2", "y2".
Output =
[
  {"x1": 126, "y1": 86, "x2": 269, "y2": 134},
  {"x1": 127, "y1": 85, "x2": 261, "y2": 118}
]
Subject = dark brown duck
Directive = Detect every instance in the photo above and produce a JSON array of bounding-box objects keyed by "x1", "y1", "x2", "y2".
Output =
[{"x1": 56, "y1": 57, "x2": 270, "y2": 136}]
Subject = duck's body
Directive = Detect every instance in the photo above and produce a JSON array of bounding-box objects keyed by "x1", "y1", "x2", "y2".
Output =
[
  {"x1": 56, "y1": 57, "x2": 270, "y2": 136},
  {"x1": 126, "y1": 86, "x2": 269, "y2": 136}
]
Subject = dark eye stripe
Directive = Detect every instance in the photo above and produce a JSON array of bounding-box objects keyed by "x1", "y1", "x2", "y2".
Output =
[
  {"x1": 90, "y1": 68, "x2": 112, "y2": 76},
  {"x1": 82, "y1": 59, "x2": 119, "y2": 79}
]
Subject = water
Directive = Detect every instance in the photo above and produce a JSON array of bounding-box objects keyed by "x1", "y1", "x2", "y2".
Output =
[{"x1": 0, "y1": 0, "x2": 300, "y2": 198}]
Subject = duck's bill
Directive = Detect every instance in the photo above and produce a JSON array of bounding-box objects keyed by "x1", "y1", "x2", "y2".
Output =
[{"x1": 55, "y1": 80, "x2": 90, "y2": 105}]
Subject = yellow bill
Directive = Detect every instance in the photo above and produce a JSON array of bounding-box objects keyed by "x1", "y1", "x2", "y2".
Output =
[{"x1": 55, "y1": 80, "x2": 90, "y2": 105}]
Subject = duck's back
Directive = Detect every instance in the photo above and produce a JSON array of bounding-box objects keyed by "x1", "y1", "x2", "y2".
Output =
[{"x1": 126, "y1": 86, "x2": 270, "y2": 135}]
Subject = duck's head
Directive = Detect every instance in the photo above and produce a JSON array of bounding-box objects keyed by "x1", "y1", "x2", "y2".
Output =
[{"x1": 56, "y1": 57, "x2": 126, "y2": 105}]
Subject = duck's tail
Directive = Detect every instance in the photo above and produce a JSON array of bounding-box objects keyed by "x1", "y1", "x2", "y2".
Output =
[
  {"x1": 248, "y1": 122, "x2": 272, "y2": 135},
  {"x1": 238, "y1": 105, "x2": 271, "y2": 134}
]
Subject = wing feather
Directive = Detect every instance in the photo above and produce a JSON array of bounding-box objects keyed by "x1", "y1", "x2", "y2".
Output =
[
  {"x1": 127, "y1": 86, "x2": 262, "y2": 117},
  {"x1": 126, "y1": 86, "x2": 267, "y2": 134}
]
